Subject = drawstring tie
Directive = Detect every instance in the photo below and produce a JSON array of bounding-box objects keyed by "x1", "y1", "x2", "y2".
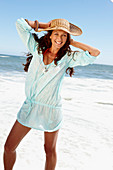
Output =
[{"x1": 26, "y1": 98, "x2": 34, "y2": 118}]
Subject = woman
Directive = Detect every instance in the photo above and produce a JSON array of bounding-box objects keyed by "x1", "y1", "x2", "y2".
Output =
[{"x1": 3, "y1": 18, "x2": 100, "y2": 170}]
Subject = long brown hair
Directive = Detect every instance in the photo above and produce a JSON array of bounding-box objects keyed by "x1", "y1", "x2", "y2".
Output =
[{"x1": 23, "y1": 31, "x2": 75, "y2": 77}]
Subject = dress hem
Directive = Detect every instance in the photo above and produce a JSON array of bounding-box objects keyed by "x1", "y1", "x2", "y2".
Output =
[{"x1": 16, "y1": 117, "x2": 62, "y2": 132}]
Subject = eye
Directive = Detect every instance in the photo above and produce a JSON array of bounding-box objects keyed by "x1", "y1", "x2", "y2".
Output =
[
  {"x1": 54, "y1": 33, "x2": 58, "y2": 35},
  {"x1": 62, "y1": 34, "x2": 67, "y2": 37}
]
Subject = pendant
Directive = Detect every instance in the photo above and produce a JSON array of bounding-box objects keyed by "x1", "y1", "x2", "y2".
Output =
[{"x1": 45, "y1": 66, "x2": 48, "y2": 72}]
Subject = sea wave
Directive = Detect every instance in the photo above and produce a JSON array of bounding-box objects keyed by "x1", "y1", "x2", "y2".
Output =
[{"x1": 0, "y1": 54, "x2": 113, "y2": 80}]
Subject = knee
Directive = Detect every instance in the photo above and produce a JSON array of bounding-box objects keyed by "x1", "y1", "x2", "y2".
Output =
[
  {"x1": 44, "y1": 144, "x2": 56, "y2": 156},
  {"x1": 4, "y1": 142, "x2": 15, "y2": 154}
]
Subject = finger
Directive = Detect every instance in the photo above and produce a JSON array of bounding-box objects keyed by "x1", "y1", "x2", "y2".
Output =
[{"x1": 48, "y1": 21, "x2": 52, "y2": 27}]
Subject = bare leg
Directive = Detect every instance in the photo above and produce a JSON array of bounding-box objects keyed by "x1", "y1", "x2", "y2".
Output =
[
  {"x1": 3, "y1": 120, "x2": 31, "y2": 170},
  {"x1": 44, "y1": 130, "x2": 59, "y2": 170}
]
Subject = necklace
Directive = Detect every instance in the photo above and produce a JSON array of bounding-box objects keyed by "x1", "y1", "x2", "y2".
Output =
[
  {"x1": 43, "y1": 48, "x2": 57, "y2": 72},
  {"x1": 45, "y1": 65, "x2": 49, "y2": 72}
]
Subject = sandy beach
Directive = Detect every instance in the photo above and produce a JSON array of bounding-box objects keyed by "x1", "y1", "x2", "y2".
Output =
[
  {"x1": 0, "y1": 66, "x2": 113, "y2": 170},
  {"x1": 1, "y1": 54, "x2": 113, "y2": 169}
]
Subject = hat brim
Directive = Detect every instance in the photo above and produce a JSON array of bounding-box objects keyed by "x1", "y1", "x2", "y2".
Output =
[{"x1": 38, "y1": 23, "x2": 82, "y2": 36}]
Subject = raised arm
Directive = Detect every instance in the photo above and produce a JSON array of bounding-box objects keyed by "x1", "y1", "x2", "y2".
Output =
[
  {"x1": 16, "y1": 18, "x2": 51, "y2": 54},
  {"x1": 16, "y1": 18, "x2": 37, "y2": 54},
  {"x1": 70, "y1": 39, "x2": 100, "y2": 57}
]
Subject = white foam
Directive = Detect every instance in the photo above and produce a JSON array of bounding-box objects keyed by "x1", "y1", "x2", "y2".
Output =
[{"x1": 0, "y1": 55, "x2": 10, "y2": 58}]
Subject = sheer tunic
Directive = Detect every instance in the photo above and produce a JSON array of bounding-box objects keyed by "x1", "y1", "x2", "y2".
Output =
[{"x1": 16, "y1": 18, "x2": 96, "y2": 132}]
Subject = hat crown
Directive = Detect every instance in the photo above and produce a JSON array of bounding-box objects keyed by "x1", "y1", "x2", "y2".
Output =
[{"x1": 51, "y1": 19, "x2": 70, "y2": 30}]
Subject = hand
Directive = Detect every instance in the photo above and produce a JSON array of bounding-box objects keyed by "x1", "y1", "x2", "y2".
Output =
[
  {"x1": 70, "y1": 38, "x2": 74, "y2": 45},
  {"x1": 46, "y1": 20, "x2": 52, "y2": 28},
  {"x1": 38, "y1": 20, "x2": 52, "y2": 29}
]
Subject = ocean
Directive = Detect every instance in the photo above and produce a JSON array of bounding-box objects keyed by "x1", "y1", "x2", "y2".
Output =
[{"x1": 0, "y1": 54, "x2": 113, "y2": 170}]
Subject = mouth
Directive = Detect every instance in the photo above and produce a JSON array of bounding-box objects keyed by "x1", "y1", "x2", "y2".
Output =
[{"x1": 55, "y1": 41, "x2": 62, "y2": 45}]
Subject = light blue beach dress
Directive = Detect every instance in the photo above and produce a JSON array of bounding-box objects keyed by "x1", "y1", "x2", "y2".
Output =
[{"x1": 16, "y1": 18, "x2": 96, "y2": 132}]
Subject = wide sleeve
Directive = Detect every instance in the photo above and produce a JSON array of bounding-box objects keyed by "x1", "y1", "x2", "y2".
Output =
[
  {"x1": 16, "y1": 18, "x2": 38, "y2": 54},
  {"x1": 67, "y1": 50, "x2": 97, "y2": 67}
]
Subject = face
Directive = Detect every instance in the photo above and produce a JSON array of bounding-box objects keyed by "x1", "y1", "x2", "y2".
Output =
[{"x1": 50, "y1": 30, "x2": 68, "y2": 50}]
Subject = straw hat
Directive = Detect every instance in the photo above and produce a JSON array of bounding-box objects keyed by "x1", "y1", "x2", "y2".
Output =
[{"x1": 38, "y1": 19, "x2": 82, "y2": 36}]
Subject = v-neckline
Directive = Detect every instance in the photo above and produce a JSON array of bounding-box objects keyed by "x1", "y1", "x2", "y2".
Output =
[
  {"x1": 41, "y1": 54, "x2": 55, "y2": 67},
  {"x1": 42, "y1": 48, "x2": 57, "y2": 66}
]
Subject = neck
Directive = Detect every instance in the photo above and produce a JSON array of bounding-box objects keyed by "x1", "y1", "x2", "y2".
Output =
[{"x1": 49, "y1": 46, "x2": 59, "y2": 55}]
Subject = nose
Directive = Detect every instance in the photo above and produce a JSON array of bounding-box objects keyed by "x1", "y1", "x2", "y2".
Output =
[{"x1": 57, "y1": 35, "x2": 62, "y2": 42}]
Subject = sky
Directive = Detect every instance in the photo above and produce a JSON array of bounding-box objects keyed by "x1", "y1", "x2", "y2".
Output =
[{"x1": 0, "y1": 0, "x2": 113, "y2": 65}]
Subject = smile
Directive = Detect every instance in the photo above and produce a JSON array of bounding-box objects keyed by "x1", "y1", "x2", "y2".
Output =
[{"x1": 55, "y1": 41, "x2": 62, "y2": 45}]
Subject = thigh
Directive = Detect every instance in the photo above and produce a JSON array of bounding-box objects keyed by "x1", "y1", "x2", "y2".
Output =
[
  {"x1": 44, "y1": 130, "x2": 59, "y2": 150},
  {"x1": 5, "y1": 120, "x2": 31, "y2": 151}
]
